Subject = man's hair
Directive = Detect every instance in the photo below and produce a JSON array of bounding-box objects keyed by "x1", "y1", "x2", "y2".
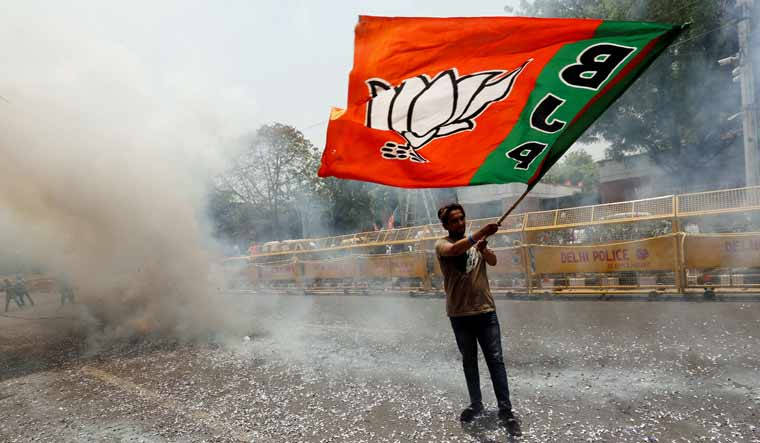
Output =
[{"x1": 438, "y1": 203, "x2": 465, "y2": 225}]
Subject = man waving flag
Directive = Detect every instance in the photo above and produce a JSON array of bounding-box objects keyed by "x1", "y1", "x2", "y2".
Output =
[{"x1": 318, "y1": 16, "x2": 684, "y2": 189}]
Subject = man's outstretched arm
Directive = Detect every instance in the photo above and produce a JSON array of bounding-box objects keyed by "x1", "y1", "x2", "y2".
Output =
[{"x1": 437, "y1": 223, "x2": 500, "y2": 257}]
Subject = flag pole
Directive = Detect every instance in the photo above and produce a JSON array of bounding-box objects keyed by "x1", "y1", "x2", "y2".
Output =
[{"x1": 497, "y1": 185, "x2": 533, "y2": 226}]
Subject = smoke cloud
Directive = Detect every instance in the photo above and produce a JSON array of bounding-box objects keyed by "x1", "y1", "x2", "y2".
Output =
[{"x1": 0, "y1": 4, "x2": 256, "y2": 337}]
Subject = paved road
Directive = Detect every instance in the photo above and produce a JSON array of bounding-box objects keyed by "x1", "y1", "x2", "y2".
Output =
[{"x1": 1, "y1": 293, "x2": 759, "y2": 442}]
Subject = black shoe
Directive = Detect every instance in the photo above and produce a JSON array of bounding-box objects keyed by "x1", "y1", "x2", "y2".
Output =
[
  {"x1": 499, "y1": 409, "x2": 522, "y2": 436},
  {"x1": 459, "y1": 403, "x2": 484, "y2": 423}
]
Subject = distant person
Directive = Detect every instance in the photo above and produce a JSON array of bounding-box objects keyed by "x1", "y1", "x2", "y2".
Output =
[
  {"x1": 59, "y1": 279, "x2": 75, "y2": 306},
  {"x1": 413, "y1": 225, "x2": 432, "y2": 251},
  {"x1": 4, "y1": 278, "x2": 23, "y2": 312},
  {"x1": 14, "y1": 276, "x2": 34, "y2": 306},
  {"x1": 435, "y1": 203, "x2": 521, "y2": 436}
]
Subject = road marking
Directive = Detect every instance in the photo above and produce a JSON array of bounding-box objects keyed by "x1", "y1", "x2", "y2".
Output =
[{"x1": 80, "y1": 366, "x2": 253, "y2": 442}]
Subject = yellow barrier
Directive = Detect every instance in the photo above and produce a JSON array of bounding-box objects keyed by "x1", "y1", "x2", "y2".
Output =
[
  {"x1": 357, "y1": 255, "x2": 391, "y2": 278},
  {"x1": 389, "y1": 252, "x2": 427, "y2": 279},
  {"x1": 236, "y1": 232, "x2": 760, "y2": 293},
  {"x1": 303, "y1": 257, "x2": 357, "y2": 279},
  {"x1": 684, "y1": 232, "x2": 760, "y2": 269},
  {"x1": 353, "y1": 253, "x2": 428, "y2": 279},
  {"x1": 257, "y1": 260, "x2": 300, "y2": 281},
  {"x1": 493, "y1": 247, "x2": 525, "y2": 275},
  {"x1": 529, "y1": 234, "x2": 678, "y2": 273}
]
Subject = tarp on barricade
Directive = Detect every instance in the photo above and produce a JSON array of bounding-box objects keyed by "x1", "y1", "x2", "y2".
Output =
[
  {"x1": 257, "y1": 259, "x2": 300, "y2": 281},
  {"x1": 529, "y1": 234, "x2": 678, "y2": 273},
  {"x1": 357, "y1": 252, "x2": 427, "y2": 279},
  {"x1": 684, "y1": 232, "x2": 760, "y2": 269},
  {"x1": 389, "y1": 252, "x2": 427, "y2": 279},
  {"x1": 303, "y1": 256, "x2": 358, "y2": 279},
  {"x1": 357, "y1": 254, "x2": 391, "y2": 278}
]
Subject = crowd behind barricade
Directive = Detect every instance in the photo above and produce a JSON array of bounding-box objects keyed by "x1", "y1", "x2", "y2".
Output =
[
  {"x1": 247, "y1": 224, "x2": 444, "y2": 257},
  {"x1": 532, "y1": 220, "x2": 673, "y2": 245}
]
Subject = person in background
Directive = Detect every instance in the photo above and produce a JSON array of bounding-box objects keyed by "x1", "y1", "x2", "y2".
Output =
[
  {"x1": 14, "y1": 275, "x2": 34, "y2": 307},
  {"x1": 435, "y1": 203, "x2": 521, "y2": 436},
  {"x1": 4, "y1": 278, "x2": 24, "y2": 312},
  {"x1": 59, "y1": 278, "x2": 75, "y2": 306}
]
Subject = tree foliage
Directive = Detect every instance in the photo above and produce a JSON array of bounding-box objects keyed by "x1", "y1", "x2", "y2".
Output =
[
  {"x1": 543, "y1": 149, "x2": 599, "y2": 193},
  {"x1": 218, "y1": 123, "x2": 320, "y2": 242},
  {"x1": 207, "y1": 188, "x2": 258, "y2": 253},
  {"x1": 315, "y1": 178, "x2": 377, "y2": 234},
  {"x1": 520, "y1": 0, "x2": 743, "y2": 191},
  {"x1": 212, "y1": 122, "x2": 416, "y2": 247}
]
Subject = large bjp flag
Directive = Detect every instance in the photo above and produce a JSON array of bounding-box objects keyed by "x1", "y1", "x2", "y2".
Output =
[{"x1": 318, "y1": 16, "x2": 684, "y2": 188}]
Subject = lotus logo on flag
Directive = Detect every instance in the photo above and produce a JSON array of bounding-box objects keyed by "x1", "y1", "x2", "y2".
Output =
[{"x1": 365, "y1": 61, "x2": 531, "y2": 163}]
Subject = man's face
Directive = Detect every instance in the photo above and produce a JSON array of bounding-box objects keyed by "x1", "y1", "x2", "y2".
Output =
[{"x1": 444, "y1": 209, "x2": 466, "y2": 237}]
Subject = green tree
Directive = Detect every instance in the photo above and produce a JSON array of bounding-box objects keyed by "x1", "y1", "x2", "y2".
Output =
[
  {"x1": 315, "y1": 181, "x2": 413, "y2": 234},
  {"x1": 219, "y1": 123, "x2": 320, "y2": 241},
  {"x1": 544, "y1": 149, "x2": 599, "y2": 193},
  {"x1": 520, "y1": 0, "x2": 743, "y2": 191},
  {"x1": 369, "y1": 186, "x2": 402, "y2": 227},
  {"x1": 207, "y1": 189, "x2": 258, "y2": 253},
  {"x1": 316, "y1": 178, "x2": 376, "y2": 234}
]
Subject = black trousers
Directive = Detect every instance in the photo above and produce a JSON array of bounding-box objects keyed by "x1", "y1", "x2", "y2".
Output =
[
  {"x1": 5, "y1": 293, "x2": 23, "y2": 312},
  {"x1": 450, "y1": 311, "x2": 513, "y2": 411},
  {"x1": 18, "y1": 290, "x2": 34, "y2": 306}
]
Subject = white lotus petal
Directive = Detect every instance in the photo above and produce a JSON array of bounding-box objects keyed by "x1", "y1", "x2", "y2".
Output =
[
  {"x1": 437, "y1": 120, "x2": 473, "y2": 137},
  {"x1": 461, "y1": 67, "x2": 524, "y2": 120},
  {"x1": 451, "y1": 72, "x2": 499, "y2": 122},
  {"x1": 388, "y1": 76, "x2": 427, "y2": 133},
  {"x1": 366, "y1": 79, "x2": 393, "y2": 130},
  {"x1": 408, "y1": 70, "x2": 456, "y2": 137}
]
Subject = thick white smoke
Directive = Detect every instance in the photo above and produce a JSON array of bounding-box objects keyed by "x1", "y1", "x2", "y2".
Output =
[{"x1": 0, "y1": 4, "x2": 257, "y2": 336}]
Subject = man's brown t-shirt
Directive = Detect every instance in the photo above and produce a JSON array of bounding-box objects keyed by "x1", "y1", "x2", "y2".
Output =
[{"x1": 435, "y1": 238, "x2": 495, "y2": 317}]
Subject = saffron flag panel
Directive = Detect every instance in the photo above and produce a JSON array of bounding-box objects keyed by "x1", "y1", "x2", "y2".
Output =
[
  {"x1": 684, "y1": 233, "x2": 760, "y2": 269},
  {"x1": 529, "y1": 235, "x2": 677, "y2": 274},
  {"x1": 319, "y1": 16, "x2": 683, "y2": 188}
]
